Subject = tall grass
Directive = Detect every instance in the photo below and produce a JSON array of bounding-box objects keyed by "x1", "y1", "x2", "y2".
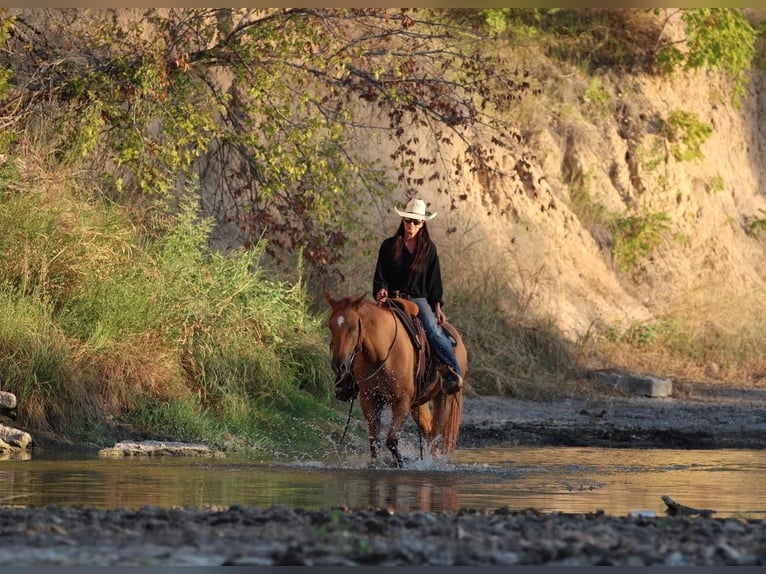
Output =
[
  {"x1": 0, "y1": 174, "x2": 339, "y2": 453},
  {"x1": 592, "y1": 295, "x2": 766, "y2": 388}
]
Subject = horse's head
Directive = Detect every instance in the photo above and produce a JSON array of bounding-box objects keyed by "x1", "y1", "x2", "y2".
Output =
[{"x1": 325, "y1": 291, "x2": 367, "y2": 378}]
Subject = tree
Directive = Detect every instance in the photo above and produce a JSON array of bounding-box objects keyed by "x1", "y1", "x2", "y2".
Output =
[
  {"x1": 655, "y1": 8, "x2": 756, "y2": 104},
  {"x1": 0, "y1": 8, "x2": 534, "y2": 279}
]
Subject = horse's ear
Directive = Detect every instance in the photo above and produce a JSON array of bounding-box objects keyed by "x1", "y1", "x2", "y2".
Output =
[{"x1": 352, "y1": 293, "x2": 367, "y2": 308}]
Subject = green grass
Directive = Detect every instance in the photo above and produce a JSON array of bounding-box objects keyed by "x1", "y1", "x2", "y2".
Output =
[{"x1": 0, "y1": 175, "x2": 339, "y2": 454}]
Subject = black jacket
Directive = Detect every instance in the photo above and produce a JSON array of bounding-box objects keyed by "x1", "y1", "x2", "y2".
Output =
[{"x1": 372, "y1": 236, "x2": 444, "y2": 309}]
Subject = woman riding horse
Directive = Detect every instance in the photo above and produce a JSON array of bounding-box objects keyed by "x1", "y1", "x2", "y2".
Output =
[
  {"x1": 325, "y1": 198, "x2": 467, "y2": 467},
  {"x1": 372, "y1": 198, "x2": 463, "y2": 395}
]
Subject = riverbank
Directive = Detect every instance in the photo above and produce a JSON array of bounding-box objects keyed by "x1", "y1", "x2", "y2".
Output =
[
  {"x1": 459, "y1": 381, "x2": 766, "y2": 450},
  {"x1": 2, "y1": 381, "x2": 765, "y2": 566}
]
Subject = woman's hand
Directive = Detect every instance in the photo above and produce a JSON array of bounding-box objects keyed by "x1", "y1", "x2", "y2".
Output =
[
  {"x1": 435, "y1": 303, "x2": 447, "y2": 325},
  {"x1": 376, "y1": 288, "x2": 388, "y2": 303}
]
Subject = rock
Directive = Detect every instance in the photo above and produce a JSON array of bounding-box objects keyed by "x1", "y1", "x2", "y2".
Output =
[
  {"x1": 98, "y1": 440, "x2": 224, "y2": 457},
  {"x1": 0, "y1": 391, "x2": 16, "y2": 409},
  {"x1": 0, "y1": 424, "x2": 32, "y2": 449},
  {"x1": 590, "y1": 371, "x2": 673, "y2": 398},
  {"x1": 661, "y1": 495, "x2": 715, "y2": 517}
]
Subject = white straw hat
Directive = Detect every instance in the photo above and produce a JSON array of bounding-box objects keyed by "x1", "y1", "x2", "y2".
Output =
[{"x1": 395, "y1": 198, "x2": 437, "y2": 221}]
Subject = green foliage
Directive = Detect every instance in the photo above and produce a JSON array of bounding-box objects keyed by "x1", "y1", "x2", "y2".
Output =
[
  {"x1": 0, "y1": 14, "x2": 16, "y2": 159},
  {"x1": 612, "y1": 210, "x2": 670, "y2": 272},
  {"x1": 754, "y1": 20, "x2": 766, "y2": 71},
  {"x1": 604, "y1": 306, "x2": 766, "y2": 384},
  {"x1": 656, "y1": 9, "x2": 755, "y2": 104},
  {"x1": 706, "y1": 175, "x2": 724, "y2": 194},
  {"x1": 54, "y1": 22, "x2": 220, "y2": 198},
  {"x1": 661, "y1": 109, "x2": 712, "y2": 163},
  {"x1": 118, "y1": 190, "x2": 334, "y2": 413},
  {"x1": 584, "y1": 77, "x2": 611, "y2": 107},
  {"x1": 0, "y1": 289, "x2": 70, "y2": 407},
  {"x1": 483, "y1": 8, "x2": 558, "y2": 36},
  {"x1": 0, "y1": 188, "x2": 137, "y2": 311},
  {"x1": 563, "y1": 156, "x2": 671, "y2": 273},
  {"x1": 749, "y1": 208, "x2": 766, "y2": 236},
  {"x1": 0, "y1": 10, "x2": 15, "y2": 154},
  {"x1": 638, "y1": 136, "x2": 667, "y2": 173},
  {"x1": 482, "y1": 9, "x2": 651, "y2": 71},
  {"x1": 607, "y1": 317, "x2": 681, "y2": 347}
]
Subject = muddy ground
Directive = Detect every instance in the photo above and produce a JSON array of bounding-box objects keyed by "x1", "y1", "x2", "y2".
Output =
[
  {"x1": 459, "y1": 381, "x2": 766, "y2": 450},
  {"x1": 2, "y1": 382, "x2": 765, "y2": 566}
]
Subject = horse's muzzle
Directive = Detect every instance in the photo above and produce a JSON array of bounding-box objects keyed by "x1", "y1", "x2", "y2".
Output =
[
  {"x1": 334, "y1": 372, "x2": 358, "y2": 402},
  {"x1": 331, "y1": 349, "x2": 356, "y2": 380}
]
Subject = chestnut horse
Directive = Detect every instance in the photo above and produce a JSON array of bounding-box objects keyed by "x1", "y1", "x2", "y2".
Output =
[{"x1": 325, "y1": 292, "x2": 467, "y2": 467}]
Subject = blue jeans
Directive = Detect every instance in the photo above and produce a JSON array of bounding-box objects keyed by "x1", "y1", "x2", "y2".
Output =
[{"x1": 412, "y1": 298, "x2": 461, "y2": 375}]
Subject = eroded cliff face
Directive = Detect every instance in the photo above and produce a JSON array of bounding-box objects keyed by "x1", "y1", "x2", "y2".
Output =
[
  {"x1": 335, "y1": 30, "x2": 766, "y2": 342},
  {"x1": 15, "y1": 9, "x2": 766, "y2": 341}
]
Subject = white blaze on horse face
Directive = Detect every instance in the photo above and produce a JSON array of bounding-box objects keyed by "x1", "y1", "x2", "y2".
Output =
[{"x1": 336, "y1": 314, "x2": 345, "y2": 329}]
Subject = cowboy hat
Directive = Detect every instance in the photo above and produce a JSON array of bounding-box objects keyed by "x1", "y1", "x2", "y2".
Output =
[{"x1": 395, "y1": 198, "x2": 437, "y2": 221}]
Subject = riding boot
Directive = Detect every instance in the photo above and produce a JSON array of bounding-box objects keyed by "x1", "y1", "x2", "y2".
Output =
[{"x1": 440, "y1": 365, "x2": 463, "y2": 395}]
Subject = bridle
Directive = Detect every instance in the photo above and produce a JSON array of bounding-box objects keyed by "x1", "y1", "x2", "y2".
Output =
[{"x1": 335, "y1": 304, "x2": 399, "y2": 385}]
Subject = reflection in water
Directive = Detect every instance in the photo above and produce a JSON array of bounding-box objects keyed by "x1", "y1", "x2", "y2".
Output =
[
  {"x1": 0, "y1": 451, "x2": 31, "y2": 462},
  {"x1": 1, "y1": 446, "x2": 764, "y2": 518}
]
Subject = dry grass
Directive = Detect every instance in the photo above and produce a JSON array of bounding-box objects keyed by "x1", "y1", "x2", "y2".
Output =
[{"x1": 579, "y1": 306, "x2": 766, "y2": 391}]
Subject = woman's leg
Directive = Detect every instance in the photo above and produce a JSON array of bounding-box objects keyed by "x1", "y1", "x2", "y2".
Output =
[{"x1": 412, "y1": 298, "x2": 461, "y2": 375}]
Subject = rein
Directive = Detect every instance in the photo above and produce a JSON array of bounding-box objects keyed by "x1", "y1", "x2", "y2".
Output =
[{"x1": 355, "y1": 305, "x2": 399, "y2": 385}]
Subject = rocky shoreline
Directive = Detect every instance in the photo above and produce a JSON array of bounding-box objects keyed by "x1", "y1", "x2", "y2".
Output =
[
  {"x1": 1, "y1": 382, "x2": 765, "y2": 566},
  {"x1": 1, "y1": 503, "x2": 764, "y2": 566}
]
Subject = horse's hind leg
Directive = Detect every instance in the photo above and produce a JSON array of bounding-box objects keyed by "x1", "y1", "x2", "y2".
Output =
[{"x1": 410, "y1": 402, "x2": 433, "y2": 442}]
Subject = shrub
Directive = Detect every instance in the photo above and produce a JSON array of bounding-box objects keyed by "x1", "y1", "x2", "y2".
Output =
[
  {"x1": 612, "y1": 210, "x2": 670, "y2": 272},
  {"x1": 662, "y1": 109, "x2": 712, "y2": 163}
]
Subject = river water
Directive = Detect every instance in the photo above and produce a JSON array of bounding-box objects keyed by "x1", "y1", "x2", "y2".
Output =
[{"x1": 2, "y1": 445, "x2": 765, "y2": 519}]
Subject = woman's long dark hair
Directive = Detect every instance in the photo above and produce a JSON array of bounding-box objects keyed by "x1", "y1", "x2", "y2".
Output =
[{"x1": 393, "y1": 220, "x2": 433, "y2": 273}]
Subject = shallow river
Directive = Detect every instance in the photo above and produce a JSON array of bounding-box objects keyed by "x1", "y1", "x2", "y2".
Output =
[{"x1": 2, "y1": 446, "x2": 765, "y2": 519}]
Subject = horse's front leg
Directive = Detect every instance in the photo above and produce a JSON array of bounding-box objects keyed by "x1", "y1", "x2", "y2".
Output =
[
  {"x1": 386, "y1": 399, "x2": 412, "y2": 468},
  {"x1": 359, "y1": 397, "x2": 382, "y2": 464}
]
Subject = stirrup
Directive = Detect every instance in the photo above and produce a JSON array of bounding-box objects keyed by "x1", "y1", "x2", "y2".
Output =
[{"x1": 440, "y1": 366, "x2": 463, "y2": 395}]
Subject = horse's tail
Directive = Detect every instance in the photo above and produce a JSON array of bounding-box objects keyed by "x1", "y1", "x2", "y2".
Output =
[{"x1": 441, "y1": 390, "x2": 463, "y2": 454}]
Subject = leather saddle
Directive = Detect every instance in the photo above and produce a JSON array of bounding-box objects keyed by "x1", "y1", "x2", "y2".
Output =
[{"x1": 387, "y1": 297, "x2": 448, "y2": 398}]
